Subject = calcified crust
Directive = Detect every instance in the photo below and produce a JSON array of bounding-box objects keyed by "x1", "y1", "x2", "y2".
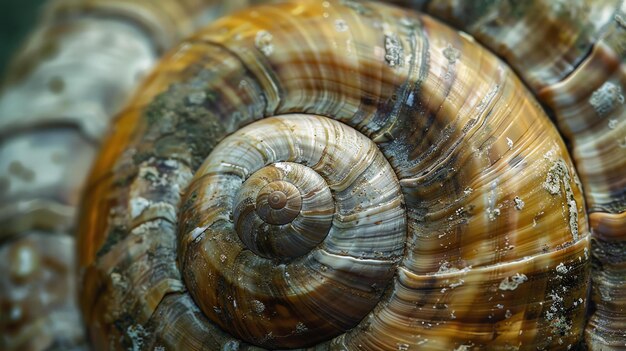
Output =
[{"x1": 79, "y1": 1, "x2": 590, "y2": 350}]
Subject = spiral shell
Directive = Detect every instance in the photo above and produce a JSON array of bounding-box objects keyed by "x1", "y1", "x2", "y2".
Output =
[
  {"x1": 179, "y1": 115, "x2": 406, "y2": 347},
  {"x1": 78, "y1": 0, "x2": 594, "y2": 349}
]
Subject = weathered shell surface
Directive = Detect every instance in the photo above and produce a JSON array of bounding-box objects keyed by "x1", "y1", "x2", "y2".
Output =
[
  {"x1": 78, "y1": 1, "x2": 593, "y2": 349},
  {"x1": 401, "y1": 1, "x2": 626, "y2": 347}
]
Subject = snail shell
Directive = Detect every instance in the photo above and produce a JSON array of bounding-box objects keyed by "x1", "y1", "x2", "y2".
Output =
[{"x1": 78, "y1": 0, "x2": 593, "y2": 349}]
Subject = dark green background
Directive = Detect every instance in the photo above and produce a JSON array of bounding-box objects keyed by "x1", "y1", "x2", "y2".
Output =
[{"x1": 0, "y1": 0, "x2": 46, "y2": 77}]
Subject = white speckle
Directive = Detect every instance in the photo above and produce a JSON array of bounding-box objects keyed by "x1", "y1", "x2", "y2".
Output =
[
  {"x1": 397, "y1": 343, "x2": 410, "y2": 351},
  {"x1": 11, "y1": 245, "x2": 36, "y2": 278},
  {"x1": 221, "y1": 341, "x2": 240, "y2": 351},
  {"x1": 556, "y1": 263, "x2": 568, "y2": 274},
  {"x1": 130, "y1": 197, "x2": 151, "y2": 219},
  {"x1": 505, "y1": 309, "x2": 513, "y2": 319},
  {"x1": 506, "y1": 137, "x2": 514, "y2": 149},
  {"x1": 9, "y1": 306, "x2": 22, "y2": 321},
  {"x1": 335, "y1": 19, "x2": 348, "y2": 32},
  {"x1": 220, "y1": 254, "x2": 227, "y2": 263},
  {"x1": 273, "y1": 162, "x2": 293, "y2": 173},
  {"x1": 496, "y1": 304, "x2": 504, "y2": 309},
  {"x1": 417, "y1": 338, "x2": 430, "y2": 346},
  {"x1": 130, "y1": 221, "x2": 160, "y2": 237},
  {"x1": 542, "y1": 160, "x2": 579, "y2": 241},
  {"x1": 255, "y1": 30, "x2": 274, "y2": 56},
  {"x1": 589, "y1": 82, "x2": 624, "y2": 116},
  {"x1": 187, "y1": 91, "x2": 206, "y2": 105},
  {"x1": 138, "y1": 165, "x2": 163, "y2": 186},
  {"x1": 450, "y1": 310, "x2": 456, "y2": 319},
  {"x1": 126, "y1": 324, "x2": 146, "y2": 351},
  {"x1": 514, "y1": 196, "x2": 525, "y2": 210},
  {"x1": 487, "y1": 207, "x2": 501, "y2": 221},
  {"x1": 163, "y1": 159, "x2": 179, "y2": 168},
  {"x1": 110, "y1": 272, "x2": 123, "y2": 286},
  {"x1": 384, "y1": 34, "x2": 404, "y2": 67},
  {"x1": 443, "y1": 44, "x2": 460, "y2": 64},
  {"x1": 406, "y1": 91, "x2": 415, "y2": 107},
  {"x1": 399, "y1": 17, "x2": 419, "y2": 30},
  {"x1": 190, "y1": 226, "x2": 207, "y2": 242},
  {"x1": 615, "y1": 13, "x2": 626, "y2": 28},
  {"x1": 608, "y1": 119, "x2": 618, "y2": 129},
  {"x1": 544, "y1": 167, "x2": 562, "y2": 195},
  {"x1": 487, "y1": 181, "x2": 500, "y2": 221},
  {"x1": 437, "y1": 261, "x2": 459, "y2": 274},
  {"x1": 449, "y1": 279, "x2": 465, "y2": 289},
  {"x1": 499, "y1": 273, "x2": 528, "y2": 290},
  {"x1": 251, "y1": 299, "x2": 266, "y2": 314},
  {"x1": 295, "y1": 322, "x2": 307, "y2": 334}
]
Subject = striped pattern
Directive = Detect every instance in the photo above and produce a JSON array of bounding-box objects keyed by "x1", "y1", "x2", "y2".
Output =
[
  {"x1": 398, "y1": 1, "x2": 626, "y2": 348},
  {"x1": 78, "y1": 1, "x2": 593, "y2": 349},
  {"x1": 180, "y1": 115, "x2": 405, "y2": 348}
]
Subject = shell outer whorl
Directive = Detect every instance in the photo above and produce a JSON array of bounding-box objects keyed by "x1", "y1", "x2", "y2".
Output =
[
  {"x1": 77, "y1": 0, "x2": 593, "y2": 349},
  {"x1": 178, "y1": 114, "x2": 407, "y2": 348}
]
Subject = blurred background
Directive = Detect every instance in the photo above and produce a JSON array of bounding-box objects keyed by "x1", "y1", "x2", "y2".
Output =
[
  {"x1": 0, "y1": 1, "x2": 46, "y2": 76},
  {"x1": 0, "y1": 1, "x2": 238, "y2": 348}
]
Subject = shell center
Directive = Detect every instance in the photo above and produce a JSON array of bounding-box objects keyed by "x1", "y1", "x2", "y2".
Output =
[
  {"x1": 256, "y1": 180, "x2": 302, "y2": 225},
  {"x1": 268, "y1": 191, "x2": 287, "y2": 209}
]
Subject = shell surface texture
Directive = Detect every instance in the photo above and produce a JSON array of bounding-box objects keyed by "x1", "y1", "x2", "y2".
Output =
[
  {"x1": 75, "y1": 0, "x2": 616, "y2": 349},
  {"x1": 0, "y1": 0, "x2": 624, "y2": 350}
]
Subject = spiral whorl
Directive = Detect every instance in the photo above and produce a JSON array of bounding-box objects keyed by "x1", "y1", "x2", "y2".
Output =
[
  {"x1": 233, "y1": 162, "x2": 333, "y2": 260},
  {"x1": 78, "y1": 1, "x2": 593, "y2": 349},
  {"x1": 178, "y1": 115, "x2": 406, "y2": 348},
  {"x1": 251, "y1": 175, "x2": 303, "y2": 224}
]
